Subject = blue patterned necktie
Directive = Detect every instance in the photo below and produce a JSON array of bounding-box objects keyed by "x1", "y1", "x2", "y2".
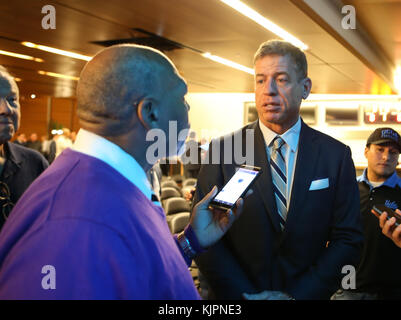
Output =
[{"x1": 270, "y1": 136, "x2": 287, "y2": 229}]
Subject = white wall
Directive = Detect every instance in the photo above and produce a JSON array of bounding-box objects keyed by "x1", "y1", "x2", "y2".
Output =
[
  {"x1": 187, "y1": 92, "x2": 254, "y2": 141},
  {"x1": 186, "y1": 92, "x2": 401, "y2": 169}
]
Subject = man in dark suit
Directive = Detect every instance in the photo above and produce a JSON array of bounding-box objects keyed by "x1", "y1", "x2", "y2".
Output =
[
  {"x1": 192, "y1": 40, "x2": 363, "y2": 300},
  {"x1": 0, "y1": 66, "x2": 49, "y2": 230}
]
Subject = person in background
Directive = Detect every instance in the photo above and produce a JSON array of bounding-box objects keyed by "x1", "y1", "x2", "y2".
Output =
[
  {"x1": 25, "y1": 133, "x2": 42, "y2": 152},
  {"x1": 332, "y1": 127, "x2": 401, "y2": 300},
  {"x1": 40, "y1": 135, "x2": 56, "y2": 164},
  {"x1": 0, "y1": 66, "x2": 48, "y2": 230},
  {"x1": 13, "y1": 133, "x2": 26, "y2": 146},
  {"x1": 55, "y1": 127, "x2": 73, "y2": 158},
  {"x1": 70, "y1": 131, "x2": 77, "y2": 143},
  {"x1": 0, "y1": 44, "x2": 243, "y2": 299},
  {"x1": 192, "y1": 39, "x2": 363, "y2": 300},
  {"x1": 182, "y1": 130, "x2": 202, "y2": 179}
]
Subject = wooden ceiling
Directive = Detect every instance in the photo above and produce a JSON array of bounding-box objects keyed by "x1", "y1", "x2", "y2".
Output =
[{"x1": 0, "y1": 0, "x2": 399, "y2": 97}]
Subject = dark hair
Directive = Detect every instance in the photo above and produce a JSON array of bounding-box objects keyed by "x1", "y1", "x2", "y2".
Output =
[{"x1": 254, "y1": 40, "x2": 308, "y2": 80}]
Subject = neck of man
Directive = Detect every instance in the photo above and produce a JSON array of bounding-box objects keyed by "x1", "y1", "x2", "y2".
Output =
[
  {"x1": 262, "y1": 117, "x2": 299, "y2": 135},
  {"x1": 366, "y1": 169, "x2": 391, "y2": 184},
  {"x1": 104, "y1": 135, "x2": 153, "y2": 173}
]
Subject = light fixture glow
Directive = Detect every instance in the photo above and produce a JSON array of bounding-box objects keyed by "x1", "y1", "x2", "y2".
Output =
[
  {"x1": 38, "y1": 70, "x2": 79, "y2": 81},
  {"x1": 394, "y1": 66, "x2": 401, "y2": 94},
  {"x1": 220, "y1": 0, "x2": 308, "y2": 50},
  {"x1": 202, "y1": 52, "x2": 254, "y2": 75},
  {"x1": 0, "y1": 49, "x2": 43, "y2": 62},
  {"x1": 22, "y1": 42, "x2": 92, "y2": 61}
]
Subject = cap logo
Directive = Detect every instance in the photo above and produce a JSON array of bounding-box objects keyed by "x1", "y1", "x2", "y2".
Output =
[{"x1": 381, "y1": 129, "x2": 399, "y2": 141}]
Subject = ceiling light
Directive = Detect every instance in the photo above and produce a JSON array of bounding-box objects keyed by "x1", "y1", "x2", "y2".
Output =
[
  {"x1": 30, "y1": 94, "x2": 36, "y2": 99},
  {"x1": 22, "y1": 42, "x2": 92, "y2": 61},
  {"x1": 38, "y1": 70, "x2": 79, "y2": 81},
  {"x1": 394, "y1": 66, "x2": 401, "y2": 94},
  {"x1": 220, "y1": 0, "x2": 308, "y2": 50},
  {"x1": 202, "y1": 52, "x2": 254, "y2": 75},
  {"x1": 0, "y1": 49, "x2": 44, "y2": 62}
]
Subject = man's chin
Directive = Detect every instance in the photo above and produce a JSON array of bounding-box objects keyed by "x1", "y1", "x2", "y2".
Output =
[{"x1": 0, "y1": 133, "x2": 13, "y2": 146}]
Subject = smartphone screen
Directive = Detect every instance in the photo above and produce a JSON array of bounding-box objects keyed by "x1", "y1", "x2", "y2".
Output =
[{"x1": 211, "y1": 166, "x2": 260, "y2": 209}]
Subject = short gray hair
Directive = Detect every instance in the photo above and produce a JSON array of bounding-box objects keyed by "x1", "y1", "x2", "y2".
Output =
[
  {"x1": 0, "y1": 65, "x2": 12, "y2": 78},
  {"x1": 254, "y1": 40, "x2": 308, "y2": 80}
]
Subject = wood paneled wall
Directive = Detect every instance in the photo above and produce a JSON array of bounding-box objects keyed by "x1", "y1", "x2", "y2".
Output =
[{"x1": 16, "y1": 95, "x2": 80, "y2": 139}]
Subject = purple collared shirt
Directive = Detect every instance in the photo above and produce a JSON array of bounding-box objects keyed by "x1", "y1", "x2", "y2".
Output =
[{"x1": 0, "y1": 149, "x2": 200, "y2": 300}]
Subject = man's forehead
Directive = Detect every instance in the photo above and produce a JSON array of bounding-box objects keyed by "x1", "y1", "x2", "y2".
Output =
[
  {"x1": 163, "y1": 69, "x2": 188, "y2": 93},
  {"x1": 255, "y1": 54, "x2": 296, "y2": 74},
  {"x1": 0, "y1": 74, "x2": 18, "y2": 95},
  {"x1": 373, "y1": 142, "x2": 400, "y2": 151}
]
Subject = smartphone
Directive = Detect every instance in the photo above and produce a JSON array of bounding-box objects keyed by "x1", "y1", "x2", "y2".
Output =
[
  {"x1": 372, "y1": 204, "x2": 401, "y2": 227},
  {"x1": 209, "y1": 165, "x2": 261, "y2": 211}
]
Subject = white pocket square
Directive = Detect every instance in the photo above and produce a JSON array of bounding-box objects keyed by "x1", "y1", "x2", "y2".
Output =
[{"x1": 309, "y1": 178, "x2": 329, "y2": 191}]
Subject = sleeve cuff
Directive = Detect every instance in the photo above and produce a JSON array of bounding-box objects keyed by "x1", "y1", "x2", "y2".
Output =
[{"x1": 174, "y1": 224, "x2": 206, "y2": 266}]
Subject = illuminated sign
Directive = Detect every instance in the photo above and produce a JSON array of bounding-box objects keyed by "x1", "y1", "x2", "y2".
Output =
[{"x1": 363, "y1": 104, "x2": 401, "y2": 124}]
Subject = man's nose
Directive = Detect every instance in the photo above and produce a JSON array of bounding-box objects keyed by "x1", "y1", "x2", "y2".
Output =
[
  {"x1": 382, "y1": 150, "x2": 391, "y2": 161},
  {"x1": 265, "y1": 78, "x2": 278, "y2": 96},
  {"x1": 0, "y1": 98, "x2": 12, "y2": 115}
]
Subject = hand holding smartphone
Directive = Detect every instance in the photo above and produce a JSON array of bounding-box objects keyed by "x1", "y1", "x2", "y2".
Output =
[
  {"x1": 209, "y1": 165, "x2": 261, "y2": 211},
  {"x1": 371, "y1": 204, "x2": 401, "y2": 227}
]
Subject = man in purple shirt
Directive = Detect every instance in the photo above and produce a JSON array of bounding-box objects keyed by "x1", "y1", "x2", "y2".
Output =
[{"x1": 0, "y1": 44, "x2": 243, "y2": 299}]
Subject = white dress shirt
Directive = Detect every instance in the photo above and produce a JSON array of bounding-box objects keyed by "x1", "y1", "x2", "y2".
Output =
[
  {"x1": 72, "y1": 128, "x2": 157, "y2": 204},
  {"x1": 258, "y1": 117, "x2": 301, "y2": 210}
]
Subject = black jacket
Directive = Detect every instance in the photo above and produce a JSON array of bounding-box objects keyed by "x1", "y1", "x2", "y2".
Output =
[
  {"x1": 0, "y1": 142, "x2": 49, "y2": 229},
  {"x1": 192, "y1": 120, "x2": 363, "y2": 300}
]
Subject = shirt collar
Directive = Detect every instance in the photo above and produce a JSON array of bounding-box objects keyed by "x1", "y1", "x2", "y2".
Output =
[
  {"x1": 358, "y1": 168, "x2": 401, "y2": 188},
  {"x1": 258, "y1": 117, "x2": 301, "y2": 152},
  {"x1": 72, "y1": 129, "x2": 154, "y2": 201}
]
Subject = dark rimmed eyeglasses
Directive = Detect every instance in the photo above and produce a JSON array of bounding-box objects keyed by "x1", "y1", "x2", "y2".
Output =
[{"x1": 0, "y1": 181, "x2": 14, "y2": 221}]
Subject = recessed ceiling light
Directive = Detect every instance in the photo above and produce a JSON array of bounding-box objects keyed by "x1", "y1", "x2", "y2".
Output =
[
  {"x1": 202, "y1": 52, "x2": 254, "y2": 75},
  {"x1": 220, "y1": 0, "x2": 308, "y2": 50},
  {"x1": 0, "y1": 49, "x2": 44, "y2": 62},
  {"x1": 38, "y1": 70, "x2": 79, "y2": 81},
  {"x1": 22, "y1": 42, "x2": 92, "y2": 61}
]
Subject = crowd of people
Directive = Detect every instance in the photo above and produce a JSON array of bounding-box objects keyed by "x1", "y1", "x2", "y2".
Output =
[
  {"x1": 13, "y1": 129, "x2": 76, "y2": 164},
  {"x1": 0, "y1": 41, "x2": 400, "y2": 300}
]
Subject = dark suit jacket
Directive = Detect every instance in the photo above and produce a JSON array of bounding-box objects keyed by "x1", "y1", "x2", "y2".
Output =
[
  {"x1": 0, "y1": 142, "x2": 49, "y2": 229},
  {"x1": 193, "y1": 120, "x2": 363, "y2": 300}
]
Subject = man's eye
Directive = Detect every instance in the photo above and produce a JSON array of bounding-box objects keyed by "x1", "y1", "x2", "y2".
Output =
[
  {"x1": 276, "y1": 77, "x2": 288, "y2": 83},
  {"x1": 256, "y1": 79, "x2": 264, "y2": 84}
]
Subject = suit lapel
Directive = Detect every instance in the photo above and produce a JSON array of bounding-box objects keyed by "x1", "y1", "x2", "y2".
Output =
[
  {"x1": 285, "y1": 121, "x2": 319, "y2": 230},
  {"x1": 252, "y1": 121, "x2": 282, "y2": 233}
]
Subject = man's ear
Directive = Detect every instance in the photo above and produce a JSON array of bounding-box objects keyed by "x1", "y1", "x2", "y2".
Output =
[
  {"x1": 364, "y1": 146, "x2": 369, "y2": 159},
  {"x1": 137, "y1": 99, "x2": 159, "y2": 130},
  {"x1": 302, "y1": 77, "x2": 312, "y2": 99}
]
